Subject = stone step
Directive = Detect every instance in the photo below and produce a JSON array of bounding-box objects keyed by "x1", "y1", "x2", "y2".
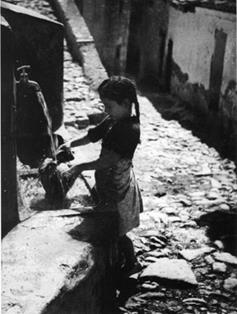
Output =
[{"x1": 2, "y1": 210, "x2": 118, "y2": 314}]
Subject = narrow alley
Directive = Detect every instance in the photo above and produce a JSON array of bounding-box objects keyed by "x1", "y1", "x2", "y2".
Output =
[{"x1": 3, "y1": 0, "x2": 237, "y2": 313}]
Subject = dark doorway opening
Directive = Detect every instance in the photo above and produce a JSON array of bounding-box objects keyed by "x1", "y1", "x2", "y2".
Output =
[
  {"x1": 209, "y1": 29, "x2": 227, "y2": 111},
  {"x1": 119, "y1": 0, "x2": 124, "y2": 14},
  {"x1": 114, "y1": 44, "x2": 122, "y2": 75},
  {"x1": 75, "y1": 0, "x2": 84, "y2": 15},
  {"x1": 126, "y1": 2, "x2": 143, "y2": 77},
  {"x1": 126, "y1": 46, "x2": 140, "y2": 77},
  {"x1": 165, "y1": 39, "x2": 173, "y2": 92},
  {"x1": 159, "y1": 29, "x2": 166, "y2": 76}
]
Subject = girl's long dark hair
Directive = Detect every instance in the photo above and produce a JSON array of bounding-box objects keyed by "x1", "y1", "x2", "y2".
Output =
[{"x1": 98, "y1": 76, "x2": 140, "y2": 122}]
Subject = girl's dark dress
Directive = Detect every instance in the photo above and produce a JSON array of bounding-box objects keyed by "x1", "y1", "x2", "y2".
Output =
[{"x1": 88, "y1": 115, "x2": 143, "y2": 236}]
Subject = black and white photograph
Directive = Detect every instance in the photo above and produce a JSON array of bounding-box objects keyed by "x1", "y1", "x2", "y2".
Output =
[{"x1": 1, "y1": 0, "x2": 237, "y2": 313}]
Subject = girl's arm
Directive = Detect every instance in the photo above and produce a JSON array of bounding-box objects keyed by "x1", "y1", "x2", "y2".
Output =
[
  {"x1": 60, "y1": 133, "x2": 90, "y2": 150},
  {"x1": 70, "y1": 134, "x2": 90, "y2": 148},
  {"x1": 60, "y1": 116, "x2": 110, "y2": 150},
  {"x1": 66, "y1": 149, "x2": 121, "y2": 178}
]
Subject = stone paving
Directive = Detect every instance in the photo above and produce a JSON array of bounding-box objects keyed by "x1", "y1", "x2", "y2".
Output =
[{"x1": 6, "y1": 0, "x2": 237, "y2": 313}]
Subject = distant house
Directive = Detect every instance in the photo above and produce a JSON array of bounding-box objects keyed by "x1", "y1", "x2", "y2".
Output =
[
  {"x1": 126, "y1": 0, "x2": 236, "y2": 113},
  {"x1": 126, "y1": 0, "x2": 236, "y2": 159},
  {"x1": 78, "y1": 0, "x2": 170, "y2": 80},
  {"x1": 162, "y1": 0, "x2": 236, "y2": 159},
  {"x1": 164, "y1": 0, "x2": 236, "y2": 115},
  {"x1": 126, "y1": 0, "x2": 169, "y2": 84},
  {"x1": 77, "y1": 0, "x2": 131, "y2": 75}
]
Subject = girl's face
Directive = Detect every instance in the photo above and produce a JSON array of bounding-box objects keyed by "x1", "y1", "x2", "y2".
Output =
[{"x1": 102, "y1": 98, "x2": 131, "y2": 120}]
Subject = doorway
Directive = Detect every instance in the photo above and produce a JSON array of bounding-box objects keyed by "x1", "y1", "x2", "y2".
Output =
[
  {"x1": 165, "y1": 39, "x2": 173, "y2": 92},
  {"x1": 209, "y1": 29, "x2": 227, "y2": 111}
]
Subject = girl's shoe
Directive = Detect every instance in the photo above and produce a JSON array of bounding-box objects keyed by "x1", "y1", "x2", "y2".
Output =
[{"x1": 121, "y1": 261, "x2": 142, "y2": 277}]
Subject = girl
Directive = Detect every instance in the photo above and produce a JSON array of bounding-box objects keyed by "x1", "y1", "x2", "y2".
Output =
[{"x1": 62, "y1": 76, "x2": 143, "y2": 274}]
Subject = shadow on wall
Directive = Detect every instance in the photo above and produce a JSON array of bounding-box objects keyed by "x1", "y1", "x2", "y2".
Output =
[
  {"x1": 141, "y1": 84, "x2": 237, "y2": 166},
  {"x1": 139, "y1": 29, "x2": 237, "y2": 165}
]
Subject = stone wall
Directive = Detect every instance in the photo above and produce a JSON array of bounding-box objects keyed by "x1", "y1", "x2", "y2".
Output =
[
  {"x1": 1, "y1": 2, "x2": 64, "y2": 131},
  {"x1": 1, "y1": 16, "x2": 19, "y2": 237},
  {"x1": 50, "y1": 0, "x2": 108, "y2": 89},
  {"x1": 163, "y1": 6, "x2": 236, "y2": 161},
  {"x1": 2, "y1": 210, "x2": 118, "y2": 314},
  {"x1": 76, "y1": 0, "x2": 131, "y2": 75}
]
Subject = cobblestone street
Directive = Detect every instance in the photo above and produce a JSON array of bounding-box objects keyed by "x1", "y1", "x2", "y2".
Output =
[{"x1": 7, "y1": 0, "x2": 237, "y2": 313}]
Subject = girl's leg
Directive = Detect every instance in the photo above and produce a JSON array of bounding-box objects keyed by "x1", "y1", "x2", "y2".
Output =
[
  {"x1": 118, "y1": 234, "x2": 137, "y2": 272},
  {"x1": 61, "y1": 169, "x2": 78, "y2": 193},
  {"x1": 61, "y1": 163, "x2": 85, "y2": 194}
]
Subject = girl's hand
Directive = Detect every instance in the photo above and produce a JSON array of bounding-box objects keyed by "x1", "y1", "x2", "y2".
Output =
[
  {"x1": 62, "y1": 164, "x2": 83, "y2": 180},
  {"x1": 58, "y1": 141, "x2": 71, "y2": 151}
]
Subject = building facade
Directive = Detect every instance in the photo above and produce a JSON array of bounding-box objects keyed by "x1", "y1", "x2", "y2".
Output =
[
  {"x1": 162, "y1": 2, "x2": 236, "y2": 160},
  {"x1": 77, "y1": 0, "x2": 236, "y2": 161},
  {"x1": 77, "y1": 0, "x2": 131, "y2": 75},
  {"x1": 126, "y1": 0, "x2": 169, "y2": 84}
]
